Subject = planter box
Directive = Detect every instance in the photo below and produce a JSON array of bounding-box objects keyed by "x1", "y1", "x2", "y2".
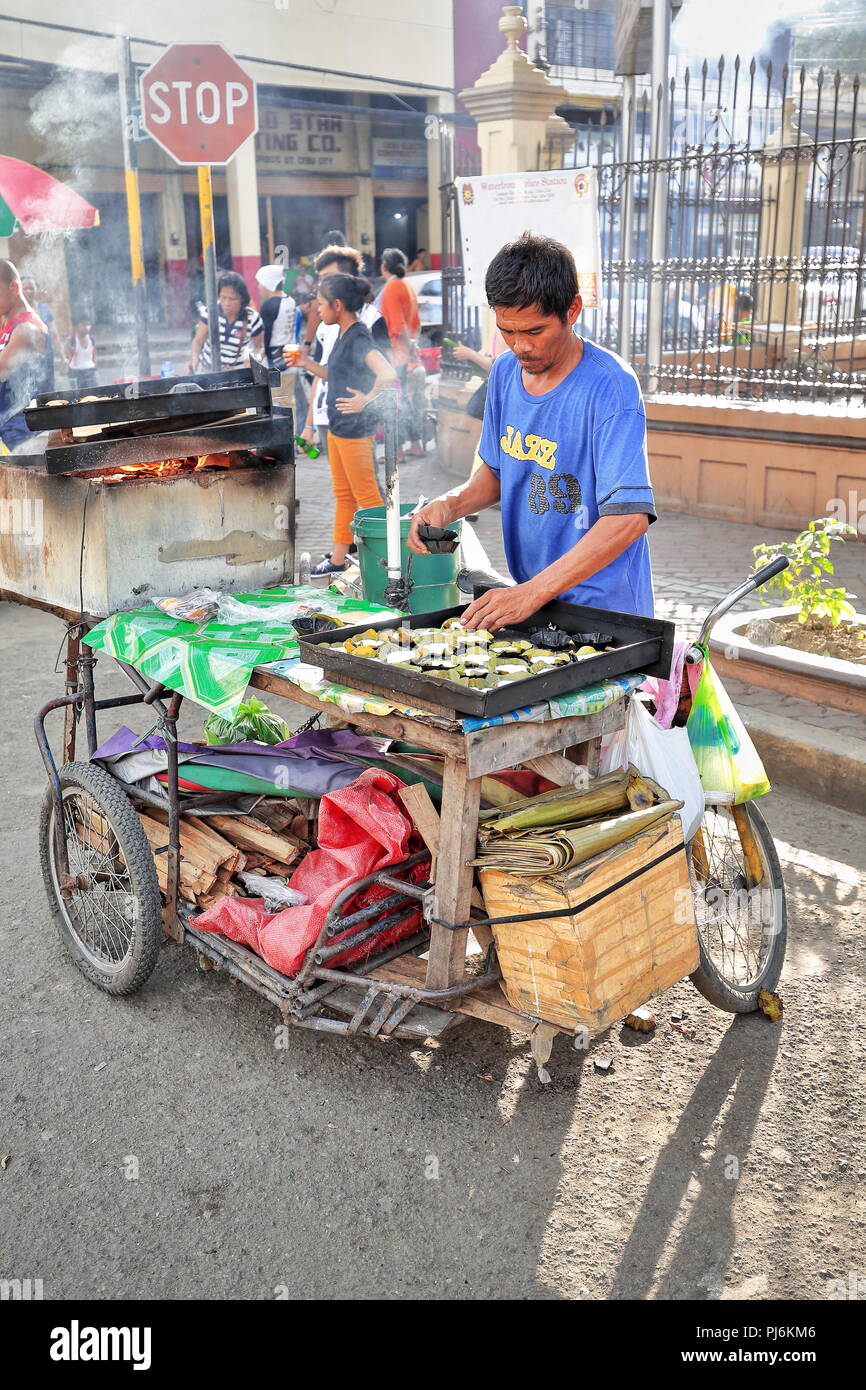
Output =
[{"x1": 709, "y1": 605, "x2": 866, "y2": 718}]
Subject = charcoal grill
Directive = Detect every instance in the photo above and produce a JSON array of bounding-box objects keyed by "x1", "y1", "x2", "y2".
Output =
[{"x1": 2, "y1": 363, "x2": 296, "y2": 616}]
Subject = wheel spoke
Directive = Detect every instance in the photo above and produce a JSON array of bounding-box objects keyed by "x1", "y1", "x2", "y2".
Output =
[
  {"x1": 55, "y1": 791, "x2": 137, "y2": 968},
  {"x1": 691, "y1": 806, "x2": 772, "y2": 987}
]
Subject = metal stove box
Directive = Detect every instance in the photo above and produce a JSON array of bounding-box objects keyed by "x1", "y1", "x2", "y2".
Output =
[{"x1": 0, "y1": 461, "x2": 295, "y2": 617}]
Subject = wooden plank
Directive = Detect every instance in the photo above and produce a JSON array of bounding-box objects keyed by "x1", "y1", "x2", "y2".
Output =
[
  {"x1": 426, "y1": 757, "x2": 481, "y2": 990},
  {"x1": 463, "y1": 700, "x2": 625, "y2": 778},
  {"x1": 523, "y1": 753, "x2": 590, "y2": 788},
  {"x1": 570, "y1": 734, "x2": 603, "y2": 777},
  {"x1": 205, "y1": 814, "x2": 301, "y2": 864},
  {"x1": 397, "y1": 783, "x2": 441, "y2": 863},
  {"x1": 251, "y1": 669, "x2": 463, "y2": 758}
]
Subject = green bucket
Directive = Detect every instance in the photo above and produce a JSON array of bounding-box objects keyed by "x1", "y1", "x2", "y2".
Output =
[{"x1": 351, "y1": 505, "x2": 462, "y2": 614}]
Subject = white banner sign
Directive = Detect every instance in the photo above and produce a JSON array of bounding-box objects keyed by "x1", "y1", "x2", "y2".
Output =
[{"x1": 455, "y1": 168, "x2": 602, "y2": 309}]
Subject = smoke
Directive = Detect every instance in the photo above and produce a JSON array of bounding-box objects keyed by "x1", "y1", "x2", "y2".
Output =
[
  {"x1": 20, "y1": 35, "x2": 125, "y2": 342},
  {"x1": 28, "y1": 37, "x2": 120, "y2": 185},
  {"x1": 673, "y1": 0, "x2": 793, "y2": 66}
]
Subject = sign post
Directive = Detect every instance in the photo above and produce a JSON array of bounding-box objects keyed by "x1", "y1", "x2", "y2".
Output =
[
  {"x1": 116, "y1": 35, "x2": 151, "y2": 378},
  {"x1": 139, "y1": 42, "x2": 258, "y2": 373}
]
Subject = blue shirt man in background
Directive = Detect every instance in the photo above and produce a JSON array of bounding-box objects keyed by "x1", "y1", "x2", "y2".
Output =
[{"x1": 408, "y1": 233, "x2": 656, "y2": 629}]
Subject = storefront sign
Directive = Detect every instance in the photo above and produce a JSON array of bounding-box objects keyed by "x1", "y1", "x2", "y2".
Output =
[
  {"x1": 255, "y1": 107, "x2": 358, "y2": 173},
  {"x1": 372, "y1": 137, "x2": 427, "y2": 180},
  {"x1": 455, "y1": 169, "x2": 602, "y2": 308}
]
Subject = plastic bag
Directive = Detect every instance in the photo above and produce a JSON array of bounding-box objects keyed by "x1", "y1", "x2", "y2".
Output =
[
  {"x1": 238, "y1": 873, "x2": 307, "y2": 912},
  {"x1": 203, "y1": 697, "x2": 290, "y2": 746},
  {"x1": 600, "y1": 695, "x2": 705, "y2": 840},
  {"x1": 153, "y1": 589, "x2": 349, "y2": 629},
  {"x1": 153, "y1": 588, "x2": 220, "y2": 624},
  {"x1": 686, "y1": 646, "x2": 770, "y2": 804}
]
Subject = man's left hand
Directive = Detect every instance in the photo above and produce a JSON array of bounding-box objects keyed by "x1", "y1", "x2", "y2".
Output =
[{"x1": 460, "y1": 581, "x2": 546, "y2": 632}]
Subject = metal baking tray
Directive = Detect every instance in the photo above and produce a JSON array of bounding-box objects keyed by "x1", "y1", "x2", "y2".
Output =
[
  {"x1": 298, "y1": 597, "x2": 674, "y2": 718},
  {"x1": 24, "y1": 359, "x2": 279, "y2": 433}
]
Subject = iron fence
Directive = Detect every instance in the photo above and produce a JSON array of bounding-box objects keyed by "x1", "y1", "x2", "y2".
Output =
[{"x1": 441, "y1": 55, "x2": 866, "y2": 407}]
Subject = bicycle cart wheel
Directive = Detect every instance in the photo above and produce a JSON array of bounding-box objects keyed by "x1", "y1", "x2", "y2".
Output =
[
  {"x1": 39, "y1": 762, "x2": 163, "y2": 995},
  {"x1": 688, "y1": 799, "x2": 787, "y2": 1013}
]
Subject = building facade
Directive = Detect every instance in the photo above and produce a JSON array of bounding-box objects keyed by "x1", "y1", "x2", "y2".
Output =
[{"x1": 0, "y1": 0, "x2": 454, "y2": 334}]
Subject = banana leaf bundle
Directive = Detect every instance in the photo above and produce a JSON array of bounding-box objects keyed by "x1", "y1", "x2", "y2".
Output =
[
  {"x1": 471, "y1": 800, "x2": 683, "y2": 875},
  {"x1": 481, "y1": 764, "x2": 667, "y2": 835}
]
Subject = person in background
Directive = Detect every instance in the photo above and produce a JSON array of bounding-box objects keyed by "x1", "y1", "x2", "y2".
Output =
[
  {"x1": 305, "y1": 272, "x2": 397, "y2": 577},
  {"x1": 66, "y1": 317, "x2": 98, "y2": 391},
  {"x1": 0, "y1": 259, "x2": 47, "y2": 451},
  {"x1": 379, "y1": 247, "x2": 422, "y2": 458},
  {"x1": 407, "y1": 248, "x2": 428, "y2": 272},
  {"x1": 189, "y1": 271, "x2": 264, "y2": 373},
  {"x1": 256, "y1": 264, "x2": 297, "y2": 370},
  {"x1": 734, "y1": 291, "x2": 754, "y2": 345},
  {"x1": 20, "y1": 275, "x2": 62, "y2": 395},
  {"x1": 296, "y1": 243, "x2": 389, "y2": 456}
]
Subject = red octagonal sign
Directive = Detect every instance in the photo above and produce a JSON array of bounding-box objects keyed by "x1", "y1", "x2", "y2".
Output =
[{"x1": 140, "y1": 43, "x2": 258, "y2": 166}]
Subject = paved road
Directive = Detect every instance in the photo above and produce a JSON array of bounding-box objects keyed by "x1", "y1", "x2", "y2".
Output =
[{"x1": 1, "y1": 596, "x2": 864, "y2": 1300}]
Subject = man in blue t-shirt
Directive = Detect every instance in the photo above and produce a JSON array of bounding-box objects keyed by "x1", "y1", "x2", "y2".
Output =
[{"x1": 408, "y1": 233, "x2": 656, "y2": 629}]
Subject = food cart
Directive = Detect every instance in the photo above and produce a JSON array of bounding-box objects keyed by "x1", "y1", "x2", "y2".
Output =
[{"x1": 1, "y1": 366, "x2": 788, "y2": 1072}]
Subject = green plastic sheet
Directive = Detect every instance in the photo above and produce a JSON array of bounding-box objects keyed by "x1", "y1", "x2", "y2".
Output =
[{"x1": 84, "y1": 586, "x2": 397, "y2": 717}]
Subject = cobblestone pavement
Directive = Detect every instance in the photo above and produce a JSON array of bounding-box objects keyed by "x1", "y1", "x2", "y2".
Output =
[{"x1": 294, "y1": 447, "x2": 866, "y2": 745}]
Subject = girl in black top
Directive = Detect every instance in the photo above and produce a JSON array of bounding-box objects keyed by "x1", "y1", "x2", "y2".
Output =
[{"x1": 308, "y1": 272, "x2": 397, "y2": 576}]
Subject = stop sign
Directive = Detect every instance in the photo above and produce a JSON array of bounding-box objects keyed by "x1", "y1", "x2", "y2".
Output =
[{"x1": 140, "y1": 43, "x2": 258, "y2": 166}]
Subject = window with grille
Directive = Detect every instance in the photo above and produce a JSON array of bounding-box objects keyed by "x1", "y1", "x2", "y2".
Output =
[{"x1": 544, "y1": 6, "x2": 614, "y2": 72}]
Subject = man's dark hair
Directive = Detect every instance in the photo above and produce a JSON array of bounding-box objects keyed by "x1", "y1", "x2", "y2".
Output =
[
  {"x1": 217, "y1": 271, "x2": 250, "y2": 309},
  {"x1": 381, "y1": 247, "x2": 407, "y2": 278},
  {"x1": 315, "y1": 243, "x2": 362, "y2": 275},
  {"x1": 0, "y1": 259, "x2": 20, "y2": 286},
  {"x1": 485, "y1": 233, "x2": 579, "y2": 322},
  {"x1": 318, "y1": 272, "x2": 366, "y2": 314},
  {"x1": 324, "y1": 229, "x2": 347, "y2": 247}
]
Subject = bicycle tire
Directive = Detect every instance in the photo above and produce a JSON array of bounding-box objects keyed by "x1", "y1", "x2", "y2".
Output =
[
  {"x1": 688, "y1": 799, "x2": 787, "y2": 1013},
  {"x1": 39, "y1": 761, "x2": 163, "y2": 996}
]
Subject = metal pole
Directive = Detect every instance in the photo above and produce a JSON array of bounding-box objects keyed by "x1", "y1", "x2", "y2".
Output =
[
  {"x1": 619, "y1": 73, "x2": 636, "y2": 361},
  {"x1": 116, "y1": 35, "x2": 151, "y2": 378},
  {"x1": 381, "y1": 389, "x2": 405, "y2": 607},
  {"x1": 197, "y1": 164, "x2": 221, "y2": 372},
  {"x1": 646, "y1": 0, "x2": 671, "y2": 392}
]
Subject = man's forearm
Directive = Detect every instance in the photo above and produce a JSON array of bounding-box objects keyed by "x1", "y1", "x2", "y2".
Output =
[
  {"x1": 432, "y1": 464, "x2": 501, "y2": 523},
  {"x1": 528, "y1": 514, "x2": 650, "y2": 605}
]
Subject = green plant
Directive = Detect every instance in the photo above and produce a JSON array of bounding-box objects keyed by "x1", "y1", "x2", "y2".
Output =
[{"x1": 751, "y1": 517, "x2": 858, "y2": 629}]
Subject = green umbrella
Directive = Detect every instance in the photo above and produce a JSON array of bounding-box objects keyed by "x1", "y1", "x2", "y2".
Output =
[{"x1": 0, "y1": 195, "x2": 18, "y2": 237}]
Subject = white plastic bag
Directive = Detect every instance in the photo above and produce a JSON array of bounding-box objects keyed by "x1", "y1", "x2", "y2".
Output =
[
  {"x1": 599, "y1": 696, "x2": 704, "y2": 841},
  {"x1": 238, "y1": 873, "x2": 307, "y2": 912}
]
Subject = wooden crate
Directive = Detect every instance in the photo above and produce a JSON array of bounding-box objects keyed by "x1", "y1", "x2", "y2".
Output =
[{"x1": 479, "y1": 817, "x2": 698, "y2": 1033}]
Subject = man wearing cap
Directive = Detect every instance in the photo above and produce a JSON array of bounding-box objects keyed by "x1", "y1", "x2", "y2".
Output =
[{"x1": 256, "y1": 265, "x2": 297, "y2": 371}]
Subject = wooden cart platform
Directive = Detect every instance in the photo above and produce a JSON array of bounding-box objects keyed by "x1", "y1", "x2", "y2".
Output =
[{"x1": 250, "y1": 662, "x2": 628, "y2": 1002}]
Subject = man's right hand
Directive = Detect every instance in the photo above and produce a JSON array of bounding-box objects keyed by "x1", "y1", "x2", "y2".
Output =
[{"x1": 407, "y1": 500, "x2": 453, "y2": 555}]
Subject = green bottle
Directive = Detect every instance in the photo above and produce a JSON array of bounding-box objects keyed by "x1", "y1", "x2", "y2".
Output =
[
  {"x1": 294, "y1": 433, "x2": 321, "y2": 459},
  {"x1": 442, "y1": 337, "x2": 458, "y2": 348}
]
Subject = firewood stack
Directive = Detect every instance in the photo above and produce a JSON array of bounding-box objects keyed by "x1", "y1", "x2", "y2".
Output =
[{"x1": 136, "y1": 800, "x2": 310, "y2": 910}]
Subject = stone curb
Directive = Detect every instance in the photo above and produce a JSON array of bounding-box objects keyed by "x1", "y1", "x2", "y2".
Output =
[{"x1": 739, "y1": 705, "x2": 866, "y2": 815}]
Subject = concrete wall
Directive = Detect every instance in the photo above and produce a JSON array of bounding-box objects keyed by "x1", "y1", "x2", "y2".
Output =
[{"x1": 647, "y1": 398, "x2": 866, "y2": 537}]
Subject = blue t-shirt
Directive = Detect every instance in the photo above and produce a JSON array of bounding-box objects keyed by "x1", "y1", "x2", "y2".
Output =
[{"x1": 478, "y1": 341, "x2": 656, "y2": 617}]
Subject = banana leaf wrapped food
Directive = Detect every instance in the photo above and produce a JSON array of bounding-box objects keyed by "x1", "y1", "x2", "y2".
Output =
[{"x1": 471, "y1": 800, "x2": 683, "y2": 874}]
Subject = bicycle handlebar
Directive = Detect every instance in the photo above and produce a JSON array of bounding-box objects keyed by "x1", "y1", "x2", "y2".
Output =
[{"x1": 689, "y1": 556, "x2": 790, "y2": 655}]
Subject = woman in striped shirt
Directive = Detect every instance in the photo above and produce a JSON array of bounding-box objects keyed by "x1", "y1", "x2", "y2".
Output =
[{"x1": 189, "y1": 272, "x2": 265, "y2": 373}]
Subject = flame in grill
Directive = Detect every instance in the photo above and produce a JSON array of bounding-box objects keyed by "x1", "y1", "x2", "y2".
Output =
[{"x1": 74, "y1": 452, "x2": 248, "y2": 483}]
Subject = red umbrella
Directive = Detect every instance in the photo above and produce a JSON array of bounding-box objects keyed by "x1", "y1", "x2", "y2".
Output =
[{"x1": 0, "y1": 156, "x2": 99, "y2": 233}]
